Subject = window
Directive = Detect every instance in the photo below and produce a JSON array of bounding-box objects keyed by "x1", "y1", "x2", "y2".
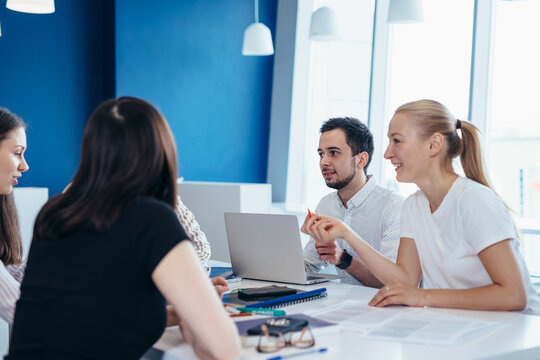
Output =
[
  {"x1": 381, "y1": 0, "x2": 474, "y2": 197},
  {"x1": 274, "y1": 1, "x2": 540, "y2": 272},
  {"x1": 303, "y1": 0, "x2": 375, "y2": 209},
  {"x1": 486, "y1": 0, "x2": 540, "y2": 274}
]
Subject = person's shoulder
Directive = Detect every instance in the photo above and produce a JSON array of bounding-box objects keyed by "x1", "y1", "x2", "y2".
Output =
[
  {"x1": 371, "y1": 183, "x2": 405, "y2": 204},
  {"x1": 319, "y1": 191, "x2": 338, "y2": 202},
  {"x1": 314, "y1": 191, "x2": 343, "y2": 215},
  {"x1": 176, "y1": 194, "x2": 187, "y2": 208},
  {"x1": 127, "y1": 197, "x2": 177, "y2": 219},
  {"x1": 316, "y1": 191, "x2": 339, "y2": 208},
  {"x1": 124, "y1": 197, "x2": 185, "y2": 241},
  {"x1": 455, "y1": 177, "x2": 496, "y2": 201},
  {"x1": 370, "y1": 180, "x2": 404, "y2": 206},
  {"x1": 402, "y1": 189, "x2": 425, "y2": 209},
  {"x1": 455, "y1": 177, "x2": 503, "y2": 208}
]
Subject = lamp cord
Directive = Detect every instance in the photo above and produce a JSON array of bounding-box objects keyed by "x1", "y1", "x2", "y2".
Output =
[{"x1": 254, "y1": 0, "x2": 259, "y2": 23}]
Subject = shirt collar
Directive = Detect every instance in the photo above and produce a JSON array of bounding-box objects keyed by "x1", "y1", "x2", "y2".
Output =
[{"x1": 345, "y1": 174, "x2": 376, "y2": 209}]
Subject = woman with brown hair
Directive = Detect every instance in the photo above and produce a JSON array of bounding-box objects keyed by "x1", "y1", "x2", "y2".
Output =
[
  {"x1": 303, "y1": 99, "x2": 540, "y2": 314},
  {"x1": 0, "y1": 107, "x2": 29, "y2": 324},
  {"x1": 7, "y1": 97, "x2": 240, "y2": 359}
]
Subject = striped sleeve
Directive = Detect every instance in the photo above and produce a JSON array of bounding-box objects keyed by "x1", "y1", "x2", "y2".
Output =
[
  {"x1": 6, "y1": 259, "x2": 27, "y2": 283},
  {"x1": 176, "y1": 195, "x2": 211, "y2": 273},
  {"x1": 0, "y1": 262, "x2": 22, "y2": 324}
]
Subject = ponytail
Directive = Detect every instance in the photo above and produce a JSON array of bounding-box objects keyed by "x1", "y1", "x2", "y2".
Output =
[{"x1": 458, "y1": 120, "x2": 491, "y2": 188}]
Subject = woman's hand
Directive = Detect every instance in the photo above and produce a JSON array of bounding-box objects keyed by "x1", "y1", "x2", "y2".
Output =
[
  {"x1": 301, "y1": 213, "x2": 351, "y2": 243},
  {"x1": 211, "y1": 276, "x2": 229, "y2": 298},
  {"x1": 368, "y1": 280, "x2": 425, "y2": 308}
]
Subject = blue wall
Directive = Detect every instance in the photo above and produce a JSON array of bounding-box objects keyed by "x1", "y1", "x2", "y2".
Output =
[
  {"x1": 115, "y1": 0, "x2": 276, "y2": 183},
  {"x1": 0, "y1": 0, "x2": 275, "y2": 195},
  {"x1": 0, "y1": 0, "x2": 115, "y2": 196}
]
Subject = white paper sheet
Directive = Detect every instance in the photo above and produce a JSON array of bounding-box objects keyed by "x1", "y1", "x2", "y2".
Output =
[{"x1": 308, "y1": 300, "x2": 505, "y2": 346}]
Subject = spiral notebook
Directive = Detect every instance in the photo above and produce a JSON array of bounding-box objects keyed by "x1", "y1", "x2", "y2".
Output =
[{"x1": 223, "y1": 287, "x2": 327, "y2": 309}]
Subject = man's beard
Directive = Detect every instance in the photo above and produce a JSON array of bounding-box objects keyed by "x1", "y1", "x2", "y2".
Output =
[{"x1": 326, "y1": 168, "x2": 356, "y2": 190}]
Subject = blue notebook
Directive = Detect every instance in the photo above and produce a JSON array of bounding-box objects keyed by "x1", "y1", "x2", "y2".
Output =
[
  {"x1": 209, "y1": 266, "x2": 232, "y2": 278},
  {"x1": 224, "y1": 287, "x2": 327, "y2": 309}
]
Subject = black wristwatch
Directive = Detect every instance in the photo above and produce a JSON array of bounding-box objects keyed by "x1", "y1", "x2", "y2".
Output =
[{"x1": 337, "y1": 249, "x2": 353, "y2": 269}]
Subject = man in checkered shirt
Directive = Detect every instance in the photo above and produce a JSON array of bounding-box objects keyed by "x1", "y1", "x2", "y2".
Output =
[{"x1": 304, "y1": 117, "x2": 403, "y2": 287}]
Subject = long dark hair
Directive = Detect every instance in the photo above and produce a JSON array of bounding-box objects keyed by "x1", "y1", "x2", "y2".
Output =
[
  {"x1": 34, "y1": 97, "x2": 179, "y2": 240},
  {"x1": 0, "y1": 107, "x2": 26, "y2": 265}
]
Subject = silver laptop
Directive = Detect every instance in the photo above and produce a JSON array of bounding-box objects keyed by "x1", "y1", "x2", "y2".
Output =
[{"x1": 224, "y1": 212, "x2": 343, "y2": 285}]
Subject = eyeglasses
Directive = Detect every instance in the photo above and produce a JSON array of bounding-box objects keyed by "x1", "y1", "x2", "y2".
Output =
[{"x1": 256, "y1": 324, "x2": 315, "y2": 353}]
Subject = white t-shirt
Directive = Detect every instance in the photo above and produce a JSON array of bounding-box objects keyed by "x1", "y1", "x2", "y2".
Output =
[{"x1": 401, "y1": 176, "x2": 540, "y2": 315}]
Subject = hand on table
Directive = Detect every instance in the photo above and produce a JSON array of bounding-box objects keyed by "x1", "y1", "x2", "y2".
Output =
[{"x1": 369, "y1": 280, "x2": 425, "y2": 308}]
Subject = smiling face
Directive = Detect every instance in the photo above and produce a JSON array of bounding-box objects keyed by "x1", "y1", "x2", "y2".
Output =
[
  {"x1": 318, "y1": 129, "x2": 362, "y2": 191},
  {"x1": 384, "y1": 112, "x2": 431, "y2": 184},
  {"x1": 0, "y1": 127, "x2": 29, "y2": 194}
]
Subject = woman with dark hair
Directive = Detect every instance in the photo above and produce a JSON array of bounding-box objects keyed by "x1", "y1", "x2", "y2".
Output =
[
  {"x1": 0, "y1": 107, "x2": 29, "y2": 324},
  {"x1": 7, "y1": 97, "x2": 240, "y2": 360},
  {"x1": 302, "y1": 99, "x2": 540, "y2": 314}
]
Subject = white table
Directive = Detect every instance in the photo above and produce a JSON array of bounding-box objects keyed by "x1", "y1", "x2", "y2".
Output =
[{"x1": 147, "y1": 279, "x2": 540, "y2": 360}]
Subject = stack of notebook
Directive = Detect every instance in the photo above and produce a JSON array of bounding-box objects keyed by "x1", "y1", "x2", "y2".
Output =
[{"x1": 223, "y1": 285, "x2": 327, "y2": 309}]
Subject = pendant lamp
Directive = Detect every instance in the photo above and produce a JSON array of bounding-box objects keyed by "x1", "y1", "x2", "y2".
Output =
[
  {"x1": 6, "y1": 0, "x2": 55, "y2": 14},
  {"x1": 309, "y1": 6, "x2": 340, "y2": 41},
  {"x1": 388, "y1": 0, "x2": 423, "y2": 24},
  {"x1": 242, "y1": 0, "x2": 274, "y2": 56}
]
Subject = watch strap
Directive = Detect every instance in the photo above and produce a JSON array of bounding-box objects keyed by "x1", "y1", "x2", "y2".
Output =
[{"x1": 337, "y1": 249, "x2": 353, "y2": 269}]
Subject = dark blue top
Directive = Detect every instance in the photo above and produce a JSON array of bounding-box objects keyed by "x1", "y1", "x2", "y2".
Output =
[{"x1": 7, "y1": 197, "x2": 189, "y2": 360}]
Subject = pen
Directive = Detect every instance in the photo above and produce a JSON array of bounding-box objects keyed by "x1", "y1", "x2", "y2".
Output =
[
  {"x1": 307, "y1": 209, "x2": 313, "y2": 218},
  {"x1": 266, "y1": 347, "x2": 328, "y2": 360},
  {"x1": 236, "y1": 307, "x2": 286, "y2": 316},
  {"x1": 230, "y1": 312, "x2": 253, "y2": 318}
]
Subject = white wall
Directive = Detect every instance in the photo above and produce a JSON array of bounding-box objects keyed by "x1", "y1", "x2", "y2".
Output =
[{"x1": 178, "y1": 181, "x2": 271, "y2": 262}]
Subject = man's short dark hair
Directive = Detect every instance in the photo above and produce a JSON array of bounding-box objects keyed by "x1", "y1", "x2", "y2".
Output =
[{"x1": 320, "y1": 117, "x2": 374, "y2": 172}]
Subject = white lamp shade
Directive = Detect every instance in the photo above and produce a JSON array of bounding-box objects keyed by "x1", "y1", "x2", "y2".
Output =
[
  {"x1": 388, "y1": 0, "x2": 423, "y2": 24},
  {"x1": 242, "y1": 22, "x2": 274, "y2": 56},
  {"x1": 6, "y1": 0, "x2": 55, "y2": 14},
  {"x1": 309, "y1": 6, "x2": 340, "y2": 41}
]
